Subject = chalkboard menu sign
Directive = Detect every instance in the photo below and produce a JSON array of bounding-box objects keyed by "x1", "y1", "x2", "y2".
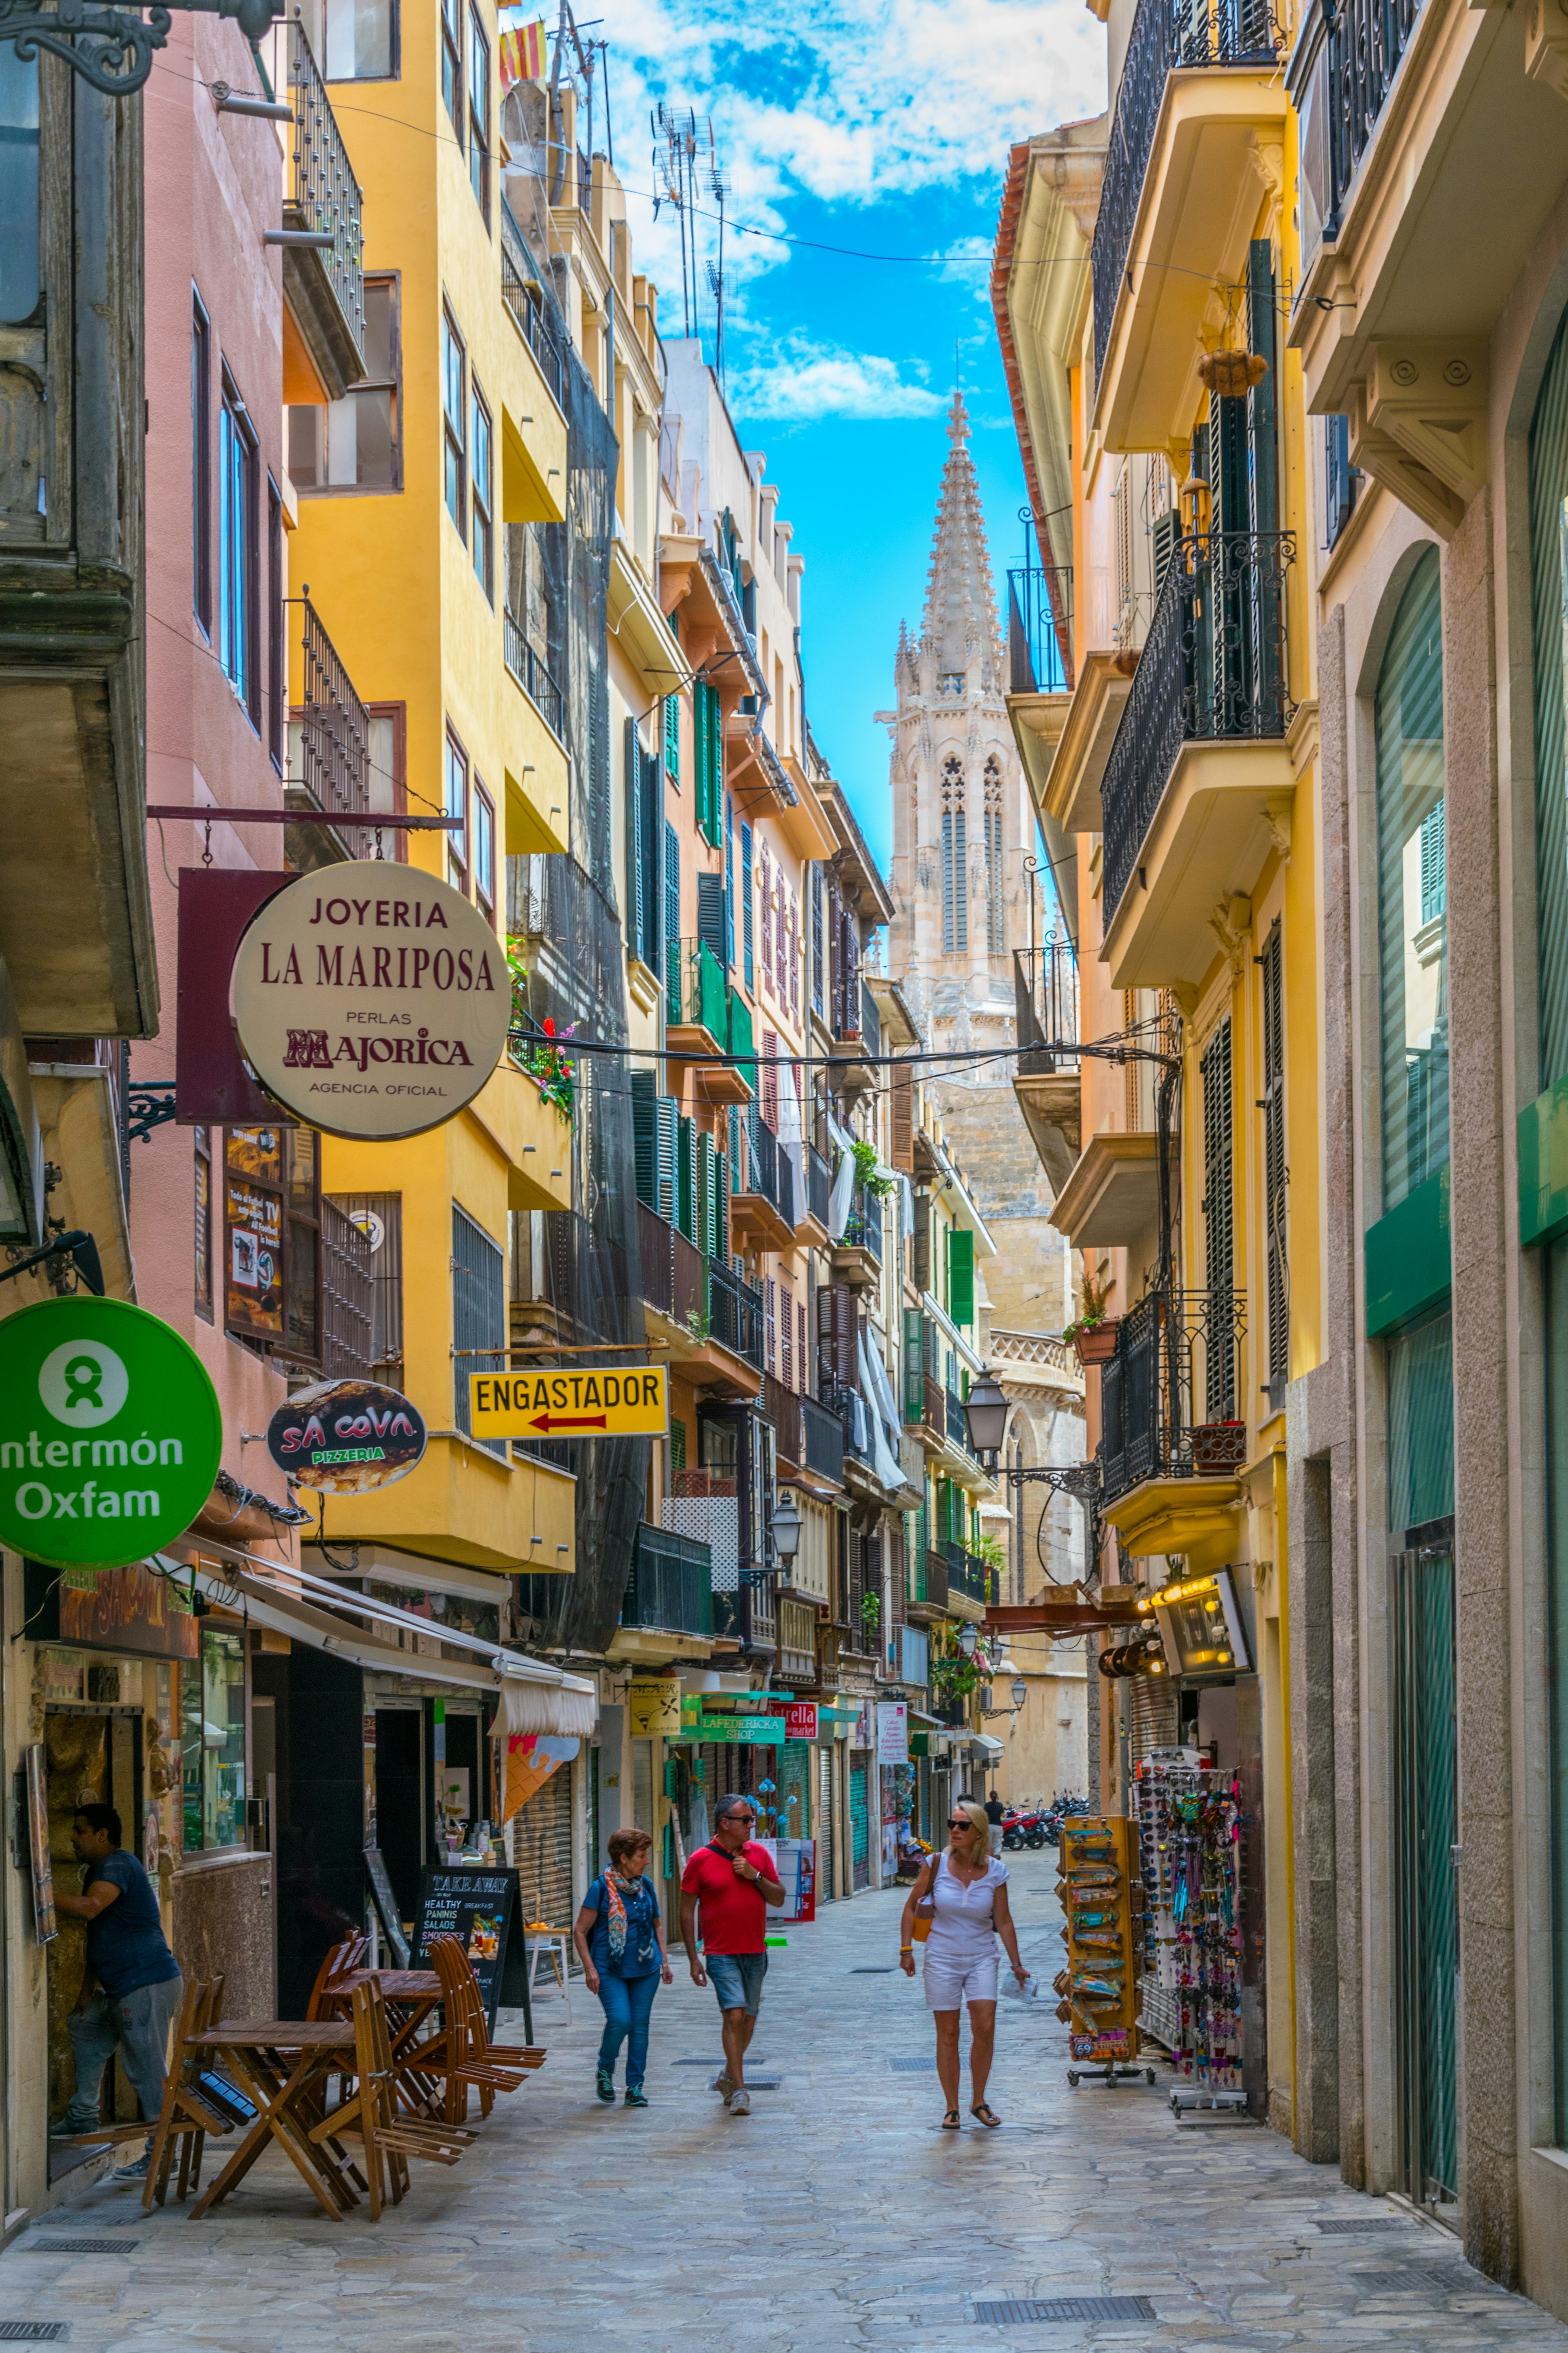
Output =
[{"x1": 413, "y1": 1866, "x2": 521, "y2": 2034}]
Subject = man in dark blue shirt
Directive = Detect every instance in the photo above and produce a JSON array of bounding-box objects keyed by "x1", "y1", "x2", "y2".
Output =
[{"x1": 53, "y1": 1804, "x2": 183, "y2": 2181}]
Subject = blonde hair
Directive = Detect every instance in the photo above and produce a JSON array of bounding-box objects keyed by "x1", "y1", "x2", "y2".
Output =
[{"x1": 949, "y1": 1800, "x2": 991, "y2": 1867}]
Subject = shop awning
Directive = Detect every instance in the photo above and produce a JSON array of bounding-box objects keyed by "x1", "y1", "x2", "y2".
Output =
[{"x1": 170, "y1": 1551, "x2": 597, "y2": 1737}]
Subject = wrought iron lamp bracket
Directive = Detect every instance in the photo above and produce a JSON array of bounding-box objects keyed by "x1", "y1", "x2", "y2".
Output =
[
  {"x1": 0, "y1": 0, "x2": 277, "y2": 96},
  {"x1": 125, "y1": 1079, "x2": 178, "y2": 1145}
]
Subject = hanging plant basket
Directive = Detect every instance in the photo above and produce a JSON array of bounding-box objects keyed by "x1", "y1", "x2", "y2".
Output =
[
  {"x1": 1071, "y1": 1318, "x2": 1120, "y2": 1368},
  {"x1": 1198, "y1": 348, "x2": 1269, "y2": 399}
]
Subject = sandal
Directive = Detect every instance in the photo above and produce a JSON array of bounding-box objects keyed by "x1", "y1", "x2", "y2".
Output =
[
  {"x1": 941, "y1": 2108, "x2": 962, "y2": 2130},
  {"x1": 971, "y1": 2101, "x2": 1001, "y2": 2128}
]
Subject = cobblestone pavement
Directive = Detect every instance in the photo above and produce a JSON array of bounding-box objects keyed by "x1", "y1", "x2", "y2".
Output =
[{"x1": 6, "y1": 1850, "x2": 1568, "y2": 2351}]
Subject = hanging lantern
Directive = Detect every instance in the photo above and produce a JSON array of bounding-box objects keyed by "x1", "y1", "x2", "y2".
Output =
[{"x1": 1198, "y1": 347, "x2": 1269, "y2": 399}]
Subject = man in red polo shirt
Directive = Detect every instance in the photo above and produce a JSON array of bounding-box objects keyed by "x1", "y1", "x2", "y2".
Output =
[{"x1": 680, "y1": 1793, "x2": 784, "y2": 2117}]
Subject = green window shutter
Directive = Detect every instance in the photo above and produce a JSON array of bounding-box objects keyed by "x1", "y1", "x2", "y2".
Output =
[
  {"x1": 630, "y1": 1070, "x2": 657, "y2": 1209},
  {"x1": 663, "y1": 693, "x2": 680, "y2": 783},
  {"x1": 728, "y1": 988, "x2": 755, "y2": 1095},
  {"x1": 716, "y1": 1146, "x2": 729, "y2": 1262},
  {"x1": 697, "y1": 938, "x2": 727, "y2": 1043},
  {"x1": 949, "y1": 1229, "x2": 974, "y2": 1327},
  {"x1": 697, "y1": 1131, "x2": 717, "y2": 1260},
  {"x1": 676, "y1": 1117, "x2": 695, "y2": 1242},
  {"x1": 656, "y1": 1096, "x2": 677, "y2": 1223},
  {"x1": 664, "y1": 823, "x2": 681, "y2": 1009},
  {"x1": 903, "y1": 1307, "x2": 923, "y2": 1423}
]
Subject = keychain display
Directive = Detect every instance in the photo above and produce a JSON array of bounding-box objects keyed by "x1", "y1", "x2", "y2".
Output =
[
  {"x1": 1134, "y1": 1751, "x2": 1244, "y2": 2087},
  {"x1": 1052, "y1": 1814, "x2": 1153, "y2": 2088}
]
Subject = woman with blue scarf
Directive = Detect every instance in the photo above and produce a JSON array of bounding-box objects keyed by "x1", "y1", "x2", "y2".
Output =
[{"x1": 572, "y1": 1827, "x2": 673, "y2": 2107}]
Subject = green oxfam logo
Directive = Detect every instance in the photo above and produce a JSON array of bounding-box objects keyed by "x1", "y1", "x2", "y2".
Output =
[{"x1": 0, "y1": 1296, "x2": 223, "y2": 1569}]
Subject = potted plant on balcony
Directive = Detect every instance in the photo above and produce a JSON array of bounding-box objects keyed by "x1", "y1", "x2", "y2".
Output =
[
  {"x1": 1191, "y1": 1421, "x2": 1247, "y2": 1476},
  {"x1": 506, "y1": 937, "x2": 576, "y2": 1122},
  {"x1": 851, "y1": 1140, "x2": 896, "y2": 1200},
  {"x1": 1064, "y1": 1260, "x2": 1118, "y2": 1367}
]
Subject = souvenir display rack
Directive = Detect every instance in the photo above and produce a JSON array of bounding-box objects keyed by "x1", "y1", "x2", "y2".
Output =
[
  {"x1": 1053, "y1": 1813, "x2": 1152, "y2": 2088},
  {"x1": 1134, "y1": 1750, "x2": 1244, "y2": 2095}
]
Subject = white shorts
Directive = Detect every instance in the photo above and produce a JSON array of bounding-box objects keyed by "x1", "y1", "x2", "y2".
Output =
[
  {"x1": 922, "y1": 1948, "x2": 999, "y2": 2009},
  {"x1": 988, "y1": 1827, "x2": 1004, "y2": 1855}
]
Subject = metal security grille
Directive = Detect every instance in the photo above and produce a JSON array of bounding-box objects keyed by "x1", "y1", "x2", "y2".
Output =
[
  {"x1": 1259, "y1": 921, "x2": 1288, "y2": 1400},
  {"x1": 849, "y1": 1759, "x2": 870, "y2": 1889},
  {"x1": 1314, "y1": 2218, "x2": 1410, "y2": 2235},
  {"x1": 24, "y1": 2239, "x2": 137, "y2": 2254},
  {"x1": 452, "y1": 1204, "x2": 506, "y2": 1456},
  {"x1": 973, "y1": 2299, "x2": 1156, "y2": 2324},
  {"x1": 514, "y1": 1762, "x2": 573, "y2": 1929},
  {"x1": 888, "y1": 2055, "x2": 938, "y2": 2071},
  {"x1": 327, "y1": 1193, "x2": 403, "y2": 1382},
  {"x1": 0, "y1": 2328, "x2": 70, "y2": 2342},
  {"x1": 818, "y1": 1745, "x2": 835, "y2": 1900},
  {"x1": 1200, "y1": 1019, "x2": 1236, "y2": 1420}
]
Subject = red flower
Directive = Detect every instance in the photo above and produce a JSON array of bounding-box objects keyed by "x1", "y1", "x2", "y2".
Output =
[{"x1": 542, "y1": 1017, "x2": 556, "y2": 1037}]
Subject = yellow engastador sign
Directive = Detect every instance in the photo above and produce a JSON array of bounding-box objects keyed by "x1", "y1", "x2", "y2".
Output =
[{"x1": 468, "y1": 1365, "x2": 669, "y2": 1439}]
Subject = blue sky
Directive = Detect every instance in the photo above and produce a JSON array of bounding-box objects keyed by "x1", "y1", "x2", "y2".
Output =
[{"x1": 592, "y1": 0, "x2": 1106, "y2": 871}]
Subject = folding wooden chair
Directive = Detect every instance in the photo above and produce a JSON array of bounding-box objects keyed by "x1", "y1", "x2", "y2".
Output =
[
  {"x1": 143, "y1": 1974, "x2": 234, "y2": 2212},
  {"x1": 308, "y1": 1982, "x2": 476, "y2": 2220},
  {"x1": 419, "y1": 1937, "x2": 530, "y2": 2124},
  {"x1": 305, "y1": 1934, "x2": 368, "y2": 2021}
]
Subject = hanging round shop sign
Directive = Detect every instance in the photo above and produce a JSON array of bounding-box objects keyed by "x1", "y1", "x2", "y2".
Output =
[
  {"x1": 0, "y1": 1295, "x2": 223, "y2": 1569},
  {"x1": 266, "y1": 1377, "x2": 427, "y2": 1494},
  {"x1": 230, "y1": 862, "x2": 512, "y2": 1140}
]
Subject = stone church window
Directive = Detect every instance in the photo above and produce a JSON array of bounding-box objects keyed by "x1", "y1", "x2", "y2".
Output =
[
  {"x1": 941, "y1": 757, "x2": 967, "y2": 954},
  {"x1": 984, "y1": 757, "x2": 1004, "y2": 954}
]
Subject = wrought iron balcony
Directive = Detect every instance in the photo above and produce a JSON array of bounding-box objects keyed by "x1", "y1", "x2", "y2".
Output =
[
  {"x1": 1098, "y1": 1285, "x2": 1248, "y2": 1505},
  {"x1": 320, "y1": 1198, "x2": 374, "y2": 1378},
  {"x1": 501, "y1": 199, "x2": 566, "y2": 408},
  {"x1": 944, "y1": 1387, "x2": 971, "y2": 1453},
  {"x1": 801, "y1": 1392, "x2": 846, "y2": 1487},
  {"x1": 1091, "y1": 0, "x2": 1285, "y2": 388},
  {"x1": 708, "y1": 1258, "x2": 764, "y2": 1369},
  {"x1": 1014, "y1": 937, "x2": 1079, "y2": 1078},
  {"x1": 1291, "y1": 0, "x2": 1422, "y2": 279},
  {"x1": 763, "y1": 1371, "x2": 802, "y2": 1468},
  {"x1": 504, "y1": 608, "x2": 565, "y2": 740},
  {"x1": 285, "y1": 22, "x2": 365, "y2": 395},
  {"x1": 1007, "y1": 563, "x2": 1071, "y2": 694},
  {"x1": 289, "y1": 596, "x2": 372, "y2": 861},
  {"x1": 667, "y1": 937, "x2": 729, "y2": 1045},
  {"x1": 944, "y1": 1542, "x2": 997, "y2": 1611},
  {"x1": 1100, "y1": 529, "x2": 1294, "y2": 927},
  {"x1": 909, "y1": 1548, "x2": 950, "y2": 1613},
  {"x1": 638, "y1": 1201, "x2": 674, "y2": 1320},
  {"x1": 625, "y1": 1523, "x2": 713, "y2": 1638}
]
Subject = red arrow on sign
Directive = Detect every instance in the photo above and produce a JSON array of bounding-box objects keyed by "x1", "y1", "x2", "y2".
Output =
[{"x1": 529, "y1": 1413, "x2": 608, "y2": 1432}]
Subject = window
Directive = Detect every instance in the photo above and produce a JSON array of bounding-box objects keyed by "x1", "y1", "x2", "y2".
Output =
[
  {"x1": 452, "y1": 1205, "x2": 506, "y2": 1456},
  {"x1": 1200, "y1": 1019, "x2": 1236, "y2": 1421},
  {"x1": 218, "y1": 374, "x2": 258, "y2": 724},
  {"x1": 295, "y1": 0, "x2": 396, "y2": 77},
  {"x1": 288, "y1": 276, "x2": 401, "y2": 492},
  {"x1": 467, "y1": 5, "x2": 490, "y2": 217},
  {"x1": 693, "y1": 678, "x2": 723, "y2": 845},
  {"x1": 445, "y1": 729, "x2": 468, "y2": 890},
  {"x1": 181, "y1": 1628, "x2": 247, "y2": 1853},
  {"x1": 192, "y1": 292, "x2": 211, "y2": 631},
  {"x1": 194, "y1": 1126, "x2": 213, "y2": 1323},
  {"x1": 223, "y1": 1125, "x2": 319, "y2": 1362},
  {"x1": 267, "y1": 476, "x2": 284, "y2": 772},
  {"x1": 1326, "y1": 413, "x2": 1356, "y2": 551},
  {"x1": 442, "y1": 310, "x2": 466, "y2": 535},
  {"x1": 664, "y1": 693, "x2": 680, "y2": 786},
  {"x1": 471, "y1": 382, "x2": 492, "y2": 599},
  {"x1": 474, "y1": 782, "x2": 496, "y2": 915},
  {"x1": 1375, "y1": 547, "x2": 1446, "y2": 1209},
  {"x1": 940, "y1": 756, "x2": 967, "y2": 953},
  {"x1": 0, "y1": 45, "x2": 38, "y2": 327},
  {"x1": 983, "y1": 756, "x2": 1004, "y2": 954},
  {"x1": 330, "y1": 1193, "x2": 403, "y2": 1379},
  {"x1": 440, "y1": 0, "x2": 462, "y2": 132}
]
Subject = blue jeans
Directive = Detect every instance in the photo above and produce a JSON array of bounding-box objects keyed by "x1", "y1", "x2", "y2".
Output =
[{"x1": 595, "y1": 1969, "x2": 659, "y2": 2090}]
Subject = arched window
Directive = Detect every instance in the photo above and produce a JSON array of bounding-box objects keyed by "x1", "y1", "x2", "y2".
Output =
[
  {"x1": 1375, "y1": 547, "x2": 1446, "y2": 1208},
  {"x1": 983, "y1": 757, "x2": 1004, "y2": 953},
  {"x1": 940, "y1": 757, "x2": 967, "y2": 953}
]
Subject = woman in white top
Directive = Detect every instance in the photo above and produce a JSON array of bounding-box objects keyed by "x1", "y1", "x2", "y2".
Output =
[{"x1": 899, "y1": 1797, "x2": 1028, "y2": 2128}]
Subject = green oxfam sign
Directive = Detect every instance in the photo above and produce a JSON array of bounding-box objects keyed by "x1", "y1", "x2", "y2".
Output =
[{"x1": 0, "y1": 1297, "x2": 223, "y2": 1568}]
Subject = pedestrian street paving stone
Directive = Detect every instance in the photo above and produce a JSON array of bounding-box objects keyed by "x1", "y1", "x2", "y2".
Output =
[{"x1": 4, "y1": 1851, "x2": 1568, "y2": 2352}]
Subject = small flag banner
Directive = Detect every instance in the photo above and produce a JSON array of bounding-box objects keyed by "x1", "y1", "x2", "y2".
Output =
[{"x1": 499, "y1": 16, "x2": 546, "y2": 87}]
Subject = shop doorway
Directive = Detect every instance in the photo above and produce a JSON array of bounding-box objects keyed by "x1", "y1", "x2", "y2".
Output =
[
  {"x1": 817, "y1": 1746, "x2": 835, "y2": 1900},
  {"x1": 849, "y1": 1755, "x2": 870, "y2": 1890},
  {"x1": 43, "y1": 1706, "x2": 143, "y2": 2136},
  {"x1": 1392, "y1": 1527, "x2": 1459, "y2": 2215}
]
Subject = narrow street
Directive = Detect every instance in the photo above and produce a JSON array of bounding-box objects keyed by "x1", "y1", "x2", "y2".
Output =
[{"x1": 4, "y1": 1853, "x2": 1566, "y2": 2352}]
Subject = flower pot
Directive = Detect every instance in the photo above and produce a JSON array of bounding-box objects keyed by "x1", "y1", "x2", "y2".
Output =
[
  {"x1": 1191, "y1": 1420, "x2": 1247, "y2": 1476},
  {"x1": 1073, "y1": 1320, "x2": 1119, "y2": 1367}
]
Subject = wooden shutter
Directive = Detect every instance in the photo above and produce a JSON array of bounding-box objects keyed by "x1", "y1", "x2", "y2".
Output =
[
  {"x1": 724, "y1": 793, "x2": 736, "y2": 971},
  {"x1": 697, "y1": 871, "x2": 727, "y2": 971},
  {"x1": 664, "y1": 823, "x2": 681, "y2": 1002},
  {"x1": 948, "y1": 1228, "x2": 974, "y2": 1327},
  {"x1": 781, "y1": 1284, "x2": 794, "y2": 1388},
  {"x1": 656, "y1": 1095, "x2": 677, "y2": 1222},
  {"x1": 759, "y1": 844, "x2": 773, "y2": 987},
  {"x1": 630, "y1": 1068, "x2": 657, "y2": 1208},
  {"x1": 741, "y1": 822, "x2": 754, "y2": 991},
  {"x1": 676, "y1": 1115, "x2": 695, "y2": 1242},
  {"x1": 715, "y1": 1143, "x2": 729, "y2": 1261},
  {"x1": 890, "y1": 1064, "x2": 913, "y2": 1171},
  {"x1": 913, "y1": 1193, "x2": 930, "y2": 1292},
  {"x1": 624, "y1": 716, "x2": 646, "y2": 965},
  {"x1": 811, "y1": 866, "x2": 825, "y2": 1013},
  {"x1": 663, "y1": 691, "x2": 680, "y2": 784},
  {"x1": 761, "y1": 1031, "x2": 779, "y2": 1132},
  {"x1": 1152, "y1": 509, "x2": 1179, "y2": 597},
  {"x1": 697, "y1": 1130, "x2": 717, "y2": 1260}
]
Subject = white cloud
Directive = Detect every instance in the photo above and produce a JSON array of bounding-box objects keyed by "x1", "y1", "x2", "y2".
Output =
[{"x1": 728, "y1": 335, "x2": 946, "y2": 420}]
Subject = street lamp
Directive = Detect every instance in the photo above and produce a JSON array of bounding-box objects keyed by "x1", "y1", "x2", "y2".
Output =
[
  {"x1": 963, "y1": 1367, "x2": 1009, "y2": 1463},
  {"x1": 772, "y1": 1493, "x2": 802, "y2": 1563},
  {"x1": 1011, "y1": 1676, "x2": 1029, "y2": 1711},
  {"x1": 956, "y1": 1622, "x2": 978, "y2": 1659}
]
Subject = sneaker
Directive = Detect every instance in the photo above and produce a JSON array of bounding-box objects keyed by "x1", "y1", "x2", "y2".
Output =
[
  {"x1": 49, "y1": 2116, "x2": 98, "y2": 2140},
  {"x1": 728, "y1": 2087, "x2": 750, "y2": 2117},
  {"x1": 595, "y1": 2068, "x2": 616, "y2": 2104},
  {"x1": 712, "y1": 2072, "x2": 734, "y2": 2100},
  {"x1": 624, "y1": 2087, "x2": 648, "y2": 2108},
  {"x1": 111, "y1": 2150, "x2": 150, "y2": 2183}
]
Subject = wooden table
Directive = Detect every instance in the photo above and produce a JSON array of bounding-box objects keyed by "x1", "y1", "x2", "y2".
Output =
[
  {"x1": 184, "y1": 2021, "x2": 359, "y2": 2220},
  {"x1": 321, "y1": 1970, "x2": 447, "y2": 2114}
]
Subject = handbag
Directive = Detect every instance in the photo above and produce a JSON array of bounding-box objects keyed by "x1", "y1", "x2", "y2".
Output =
[{"x1": 911, "y1": 1856, "x2": 938, "y2": 1944}]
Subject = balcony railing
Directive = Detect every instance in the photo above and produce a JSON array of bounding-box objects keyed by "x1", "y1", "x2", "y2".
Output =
[
  {"x1": 842, "y1": 1193, "x2": 882, "y2": 1264},
  {"x1": 1014, "y1": 936, "x2": 1079, "y2": 1077},
  {"x1": 806, "y1": 1143, "x2": 831, "y2": 1229},
  {"x1": 909, "y1": 1549, "x2": 950, "y2": 1612},
  {"x1": 1098, "y1": 1285, "x2": 1248, "y2": 1505},
  {"x1": 625, "y1": 1523, "x2": 713, "y2": 1638},
  {"x1": 504, "y1": 608, "x2": 565, "y2": 740},
  {"x1": 1091, "y1": 0, "x2": 1285, "y2": 387},
  {"x1": 321, "y1": 1198, "x2": 374, "y2": 1378},
  {"x1": 1007, "y1": 564, "x2": 1071, "y2": 694},
  {"x1": 944, "y1": 1388, "x2": 970, "y2": 1452},
  {"x1": 944, "y1": 1543, "x2": 997, "y2": 1611},
  {"x1": 1291, "y1": 0, "x2": 1422, "y2": 278},
  {"x1": 1101, "y1": 530, "x2": 1294, "y2": 926},
  {"x1": 638, "y1": 1201, "x2": 673, "y2": 1319},
  {"x1": 500, "y1": 198, "x2": 566, "y2": 407},
  {"x1": 668, "y1": 937, "x2": 729, "y2": 1043},
  {"x1": 286, "y1": 22, "x2": 365, "y2": 370},
  {"x1": 763, "y1": 1370, "x2": 802, "y2": 1467},
  {"x1": 801, "y1": 1392, "x2": 846, "y2": 1487},
  {"x1": 709, "y1": 1258, "x2": 764, "y2": 1369},
  {"x1": 293, "y1": 596, "x2": 372, "y2": 852}
]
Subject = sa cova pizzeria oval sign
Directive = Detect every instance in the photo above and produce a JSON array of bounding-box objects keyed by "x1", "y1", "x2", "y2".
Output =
[{"x1": 231, "y1": 863, "x2": 513, "y2": 1140}]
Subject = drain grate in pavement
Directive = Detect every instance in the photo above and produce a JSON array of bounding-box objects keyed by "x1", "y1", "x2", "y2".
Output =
[
  {"x1": 851, "y1": 1966, "x2": 897, "y2": 1974},
  {"x1": 740, "y1": 2077, "x2": 781, "y2": 2090},
  {"x1": 1313, "y1": 2217, "x2": 1410, "y2": 2235},
  {"x1": 0, "y1": 2326, "x2": 69, "y2": 2342},
  {"x1": 1352, "y1": 2265, "x2": 1494, "y2": 2295},
  {"x1": 670, "y1": 2058, "x2": 767, "y2": 2068},
  {"x1": 22, "y1": 2241, "x2": 135, "y2": 2256},
  {"x1": 887, "y1": 2056, "x2": 938, "y2": 2072},
  {"x1": 973, "y1": 2297, "x2": 1156, "y2": 2324}
]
